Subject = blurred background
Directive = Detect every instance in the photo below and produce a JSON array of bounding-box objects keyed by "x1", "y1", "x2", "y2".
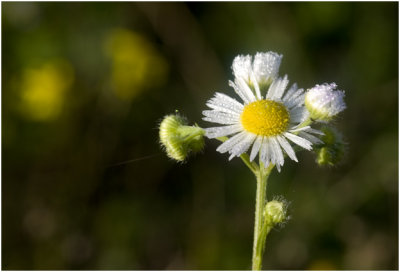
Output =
[{"x1": 2, "y1": 2, "x2": 398, "y2": 270}]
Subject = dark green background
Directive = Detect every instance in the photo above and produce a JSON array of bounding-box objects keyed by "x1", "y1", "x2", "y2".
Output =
[{"x1": 2, "y1": 2, "x2": 398, "y2": 270}]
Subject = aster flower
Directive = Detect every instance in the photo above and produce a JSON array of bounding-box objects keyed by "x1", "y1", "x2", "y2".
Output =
[
  {"x1": 159, "y1": 51, "x2": 347, "y2": 271},
  {"x1": 305, "y1": 83, "x2": 346, "y2": 121},
  {"x1": 203, "y1": 73, "x2": 322, "y2": 171}
]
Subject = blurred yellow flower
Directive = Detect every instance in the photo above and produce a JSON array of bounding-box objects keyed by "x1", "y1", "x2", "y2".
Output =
[
  {"x1": 104, "y1": 28, "x2": 168, "y2": 100},
  {"x1": 19, "y1": 59, "x2": 74, "y2": 121}
]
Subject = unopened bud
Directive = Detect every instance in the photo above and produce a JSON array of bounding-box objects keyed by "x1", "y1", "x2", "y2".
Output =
[
  {"x1": 252, "y1": 51, "x2": 282, "y2": 87},
  {"x1": 316, "y1": 126, "x2": 346, "y2": 166},
  {"x1": 305, "y1": 83, "x2": 346, "y2": 122},
  {"x1": 159, "y1": 114, "x2": 205, "y2": 162},
  {"x1": 264, "y1": 200, "x2": 287, "y2": 226}
]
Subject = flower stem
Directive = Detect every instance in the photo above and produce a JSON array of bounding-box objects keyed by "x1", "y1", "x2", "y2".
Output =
[
  {"x1": 252, "y1": 164, "x2": 274, "y2": 270},
  {"x1": 239, "y1": 153, "x2": 258, "y2": 174}
]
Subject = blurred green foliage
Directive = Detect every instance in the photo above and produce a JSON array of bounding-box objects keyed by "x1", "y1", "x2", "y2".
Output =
[{"x1": 2, "y1": 2, "x2": 398, "y2": 270}]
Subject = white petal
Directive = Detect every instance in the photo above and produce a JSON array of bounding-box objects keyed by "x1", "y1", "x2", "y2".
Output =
[
  {"x1": 205, "y1": 124, "x2": 243, "y2": 138},
  {"x1": 267, "y1": 75, "x2": 289, "y2": 101},
  {"x1": 236, "y1": 78, "x2": 257, "y2": 103},
  {"x1": 286, "y1": 88, "x2": 304, "y2": 100},
  {"x1": 206, "y1": 101, "x2": 241, "y2": 116},
  {"x1": 270, "y1": 137, "x2": 284, "y2": 167},
  {"x1": 282, "y1": 83, "x2": 298, "y2": 102},
  {"x1": 213, "y1": 92, "x2": 244, "y2": 112},
  {"x1": 260, "y1": 137, "x2": 270, "y2": 165},
  {"x1": 291, "y1": 93, "x2": 306, "y2": 108},
  {"x1": 232, "y1": 54, "x2": 252, "y2": 81},
  {"x1": 250, "y1": 72, "x2": 262, "y2": 100},
  {"x1": 229, "y1": 80, "x2": 251, "y2": 104},
  {"x1": 289, "y1": 125, "x2": 312, "y2": 133},
  {"x1": 275, "y1": 163, "x2": 281, "y2": 172},
  {"x1": 266, "y1": 79, "x2": 277, "y2": 99},
  {"x1": 303, "y1": 127, "x2": 324, "y2": 135},
  {"x1": 207, "y1": 93, "x2": 243, "y2": 115},
  {"x1": 273, "y1": 75, "x2": 289, "y2": 100},
  {"x1": 298, "y1": 131, "x2": 323, "y2": 144},
  {"x1": 202, "y1": 110, "x2": 239, "y2": 125},
  {"x1": 284, "y1": 132, "x2": 312, "y2": 150},
  {"x1": 249, "y1": 136, "x2": 263, "y2": 162},
  {"x1": 289, "y1": 107, "x2": 308, "y2": 123},
  {"x1": 229, "y1": 133, "x2": 256, "y2": 158},
  {"x1": 203, "y1": 110, "x2": 238, "y2": 119},
  {"x1": 216, "y1": 131, "x2": 247, "y2": 153},
  {"x1": 289, "y1": 125, "x2": 323, "y2": 135},
  {"x1": 277, "y1": 135, "x2": 298, "y2": 162},
  {"x1": 285, "y1": 89, "x2": 305, "y2": 108},
  {"x1": 267, "y1": 139, "x2": 278, "y2": 170}
]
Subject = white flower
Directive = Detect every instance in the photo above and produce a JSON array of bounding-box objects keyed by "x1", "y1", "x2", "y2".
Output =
[
  {"x1": 305, "y1": 83, "x2": 346, "y2": 121},
  {"x1": 202, "y1": 74, "x2": 322, "y2": 171},
  {"x1": 232, "y1": 51, "x2": 282, "y2": 87}
]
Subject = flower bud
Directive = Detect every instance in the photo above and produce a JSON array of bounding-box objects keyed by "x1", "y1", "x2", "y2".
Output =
[
  {"x1": 305, "y1": 83, "x2": 346, "y2": 121},
  {"x1": 159, "y1": 114, "x2": 205, "y2": 162},
  {"x1": 232, "y1": 52, "x2": 282, "y2": 91},
  {"x1": 315, "y1": 126, "x2": 346, "y2": 166},
  {"x1": 264, "y1": 200, "x2": 287, "y2": 226},
  {"x1": 232, "y1": 54, "x2": 252, "y2": 83},
  {"x1": 252, "y1": 51, "x2": 282, "y2": 87}
]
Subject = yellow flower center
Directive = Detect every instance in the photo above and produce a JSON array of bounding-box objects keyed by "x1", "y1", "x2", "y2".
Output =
[{"x1": 240, "y1": 100, "x2": 290, "y2": 136}]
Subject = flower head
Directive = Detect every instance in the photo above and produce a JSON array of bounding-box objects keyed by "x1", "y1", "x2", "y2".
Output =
[
  {"x1": 253, "y1": 52, "x2": 282, "y2": 86},
  {"x1": 159, "y1": 114, "x2": 205, "y2": 161},
  {"x1": 305, "y1": 83, "x2": 346, "y2": 121},
  {"x1": 232, "y1": 54, "x2": 252, "y2": 83},
  {"x1": 264, "y1": 200, "x2": 287, "y2": 225},
  {"x1": 232, "y1": 51, "x2": 282, "y2": 89},
  {"x1": 203, "y1": 54, "x2": 322, "y2": 171}
]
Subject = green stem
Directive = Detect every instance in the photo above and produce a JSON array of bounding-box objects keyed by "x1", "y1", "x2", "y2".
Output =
[
  {"x1": 256, "y1": 214, "x2": 273, "y2": 266},
  {"x1": 239, "y1": 153, "x2": 258, "y2": 174},
  {"x1": 252, "y1": 164, "x2": 274, "y2": 270},
  {"x1": 213, "y1": 136, "x2": 278, "y2": 269}
]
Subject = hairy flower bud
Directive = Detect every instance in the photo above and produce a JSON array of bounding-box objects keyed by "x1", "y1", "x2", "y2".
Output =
[
  {"x1": 159, "y1": 114, "x2": 205, "y2": 162},
  {"x1": 305, "y1": 83, "x2": 346, "y2": 121},
  {"x1": 315, "y1": 126, "x2": 346, "y2": 166},
  {"x1": 264, "y1": 200, "x2": 287, "y2": 226}
]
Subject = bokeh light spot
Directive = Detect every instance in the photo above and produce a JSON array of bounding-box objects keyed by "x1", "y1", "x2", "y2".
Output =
[
  {"x1": 104, "y1": 28, "x2": 168, "y2": 100},
  {"x1": 19, "y1": 59, "x2": 74, "y2": 121}
]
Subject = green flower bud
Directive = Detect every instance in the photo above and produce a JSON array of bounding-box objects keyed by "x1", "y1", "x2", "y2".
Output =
[
  {"x1": 264, "y1": 200, "x2": 287, "y2": 226},
  {"x1": 159, "y1": 114, "x2": 205, "y2": 162},
  {"x1": 315, "y1": 126, "x2": 346, "y2": 166}
]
